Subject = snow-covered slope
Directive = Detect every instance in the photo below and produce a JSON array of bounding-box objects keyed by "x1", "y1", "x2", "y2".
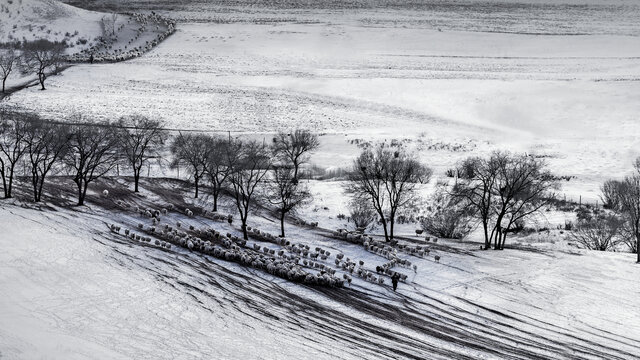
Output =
[
  {"x1": 1, "y1": 178, "x2": 639, "y2": 359},
  {"x1": 0, "y1": 0, "x2": 104, "y2": 48}
]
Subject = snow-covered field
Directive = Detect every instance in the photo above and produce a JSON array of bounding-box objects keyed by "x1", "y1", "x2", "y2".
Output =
[
  {"x1": 5, "y1": 0, "x2": 640, "y2": 200},
  {"x1": 1, "y1": 178, "x2": 639, "y2": 359},
  {"x1": 2, "y1": 0, "x2": 640, "y2": 358}
]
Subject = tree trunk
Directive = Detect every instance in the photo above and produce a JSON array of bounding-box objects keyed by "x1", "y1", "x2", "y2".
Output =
[
  {"x1": 241, "y1": 221, "x2": 248, "y2": 240},
  {"x1": 39, "y1": 72, "x2": 46, "y2": 90},
  {"x1": 280, "y1": 211, "x2": 286, "y2": 238},
  {"x1": 194, "y1": 177, "x2": 199, "y2": 198},
  {"x1": 6, "y1": 167, "x2": 13, "y2": 198},
  {"x1": 134, "y1": 169, "x2": 140, "y2": 192},
  {"x1": 389, "y1": 213, "x2": 395, "y2": 241},
  {"x1": 212, "y1": 188, "x2": 218, "y2": 212},
  {"x1": 76, "y1": 180, "x2": 84, "y2": 206},
  {"x1": 380, "y1": 217, "x2": 389, "y2": 242},
  {"x1": 482, "y1": 221, "x2": 490, "y2": 249},
  {"x1": 2, "y1": 77, "x2": 6, "y2": 93}
]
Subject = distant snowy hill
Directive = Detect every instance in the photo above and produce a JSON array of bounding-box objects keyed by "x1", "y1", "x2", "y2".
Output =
[{"x1": 0, "y1": 0, "x2": 105, "y2": 51}]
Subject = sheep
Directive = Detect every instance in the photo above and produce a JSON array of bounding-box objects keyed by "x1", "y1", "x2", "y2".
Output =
[
  {"x1": 434, "y1": 255, "x2": 441, "y2": 262},
  {"x1": 125, "y1": 229, "x2": 130, "y2": 236},
  {"x1": 102, "y1": 189, "x2": 109, "y2": 197}
]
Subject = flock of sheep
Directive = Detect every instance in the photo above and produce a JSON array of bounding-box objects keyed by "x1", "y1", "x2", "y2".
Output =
[
  {"x1": 107, "y1": 198, "x2": 441, "y2": 290},
  {"x1": 67, "y1": 12, "x2": 176, "y2": 63}
]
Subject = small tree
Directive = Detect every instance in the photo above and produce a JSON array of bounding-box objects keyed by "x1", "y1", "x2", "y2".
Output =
[
  {"x1": 570, "y1": 214, "x2": 622, "y2": 251},
  {"x1": 347, "y1": 144, "x2": 431, "y2": 242},
  {"x1": 204, "y1": 135, "x2": 237, "y2": 212},
  {"x1": 229, "y1": 139, "x2": 271, "y2": 240},
  {"x1": 348, "y1": 197, "x2": 376, "y2": 230},
  {"x1": 422, "y1": 186, "x2": 475, "y2": 239},
  {"x1": 0, "y1": 109, "x2": 29, "y2": 198},
  {"x1": 268, "y1": 165, "x2": 311, "y2": 237},
  {"x1": 24, "y1": 117, "x2": 70, "y2": 202},
  {"x1": 65, "y1": 121, "x2": 120, "y2": 206},
  {"x1": 117, "y1": 115, "x2": 167, "y2": 192},
  {"x1": 21, "y1": 40, "x2": 65, "y2": 91},
  {"x1": 272, "y1": 129, "x2": 319, "y2": 180},
  {"x1": 170, "y1": 133, "x2": 208, "y2": 198},
  {"x1": 616, "y1": 174, "x2": 640, "y2": 262},
  {"x1": 0, "y1": 48, "x2": 18, "y2": 93},
  {"x1": 600, "y1": 179, "x2": 622, "y2": 210}
]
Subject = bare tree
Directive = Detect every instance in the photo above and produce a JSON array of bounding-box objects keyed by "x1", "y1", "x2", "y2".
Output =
[
  {"x1": 229, "y1": 139, "x2": 271, "y2": 240},
  {"x1": 570, "y1": 214, "x2": 622, "y2": 251},
  {"x1": 65, "y1": 120, "x2": 120, "y2": 206},
  {"x1": 616, "y1": 175, "x2": 640, "y2": 262},
  {"x1": 600, "y1": 179, "x2": 622, "y2": 210},
  {"x1": 272, "y1": 129, "x2": 319, "y2": 179},
  {"x1": 452, "y1": 152, "x2": 558, "y2": 250},
  {"x1": 101, "y1": 13, "x2": 118, "y2": 39},
  {"x1": 0, "y1": 109, "x2": 29, "y2": 199},
  {"x1": 451, "y1": 155, "x2": 500, "y2": 249},
  {"x1": 0, "y1": 48, "x2": 18, "y2": 94},
  {"x1": 20, "y1": 40, "x2": 65, "y2": 91},
  {"x1": 268, "y1": 165, "x2": 311, "y2": 237},
  {"x1": 170, "y1": 133, "x2": 208, "y2": 198},
  {"x1": 24, "y1": 117, "x2": 70, "y2": 202},
  {"x1": 349, "y1": 197, "x2": 376, "y2": 230},
  {"x1": 422, "y1": 185, "x2": 475, "y2": 239},
  {"x1": 347, "y1": 144, "x2": 431, "y2": 242},
  {"x1": 490, "y1": 153, "x2": 558, "y2": 250},
  {"x1": 204, "y1": 135, "x2": 238, "y2": 212},
  {"x1": 117, "y1": 115, "x2": 167, "y2": 192}
]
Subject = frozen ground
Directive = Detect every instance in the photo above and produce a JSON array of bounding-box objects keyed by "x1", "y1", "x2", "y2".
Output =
[
  {"x1": 1, "y1": 178, "x2": 640, "y2": 359},
  {"x1": 4, "y1": 0, "x2": 640, "y2": 201}
]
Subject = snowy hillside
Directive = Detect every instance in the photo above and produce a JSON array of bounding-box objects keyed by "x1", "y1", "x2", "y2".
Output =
[
  {"x1": 1, "y1": 178, "x2": 639, "y2": 359},
  {"x1": 0, "y1": 0, "x2": 104, "y2": 49}
]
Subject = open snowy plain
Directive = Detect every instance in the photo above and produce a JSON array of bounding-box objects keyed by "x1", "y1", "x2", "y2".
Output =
[{"x1": 2, "y1": 0, "x2": 640, "y2": 359}]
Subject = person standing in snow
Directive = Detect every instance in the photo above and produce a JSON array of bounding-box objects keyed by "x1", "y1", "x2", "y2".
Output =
[
  {"x1": 392, "y1": 273, "x2": 400, "y2": 292},
  {"x1": 89, "y1": 53, "x2": 94, "y2": 64}
]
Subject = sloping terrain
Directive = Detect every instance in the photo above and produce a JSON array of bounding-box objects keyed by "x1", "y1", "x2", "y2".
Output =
[{"x1": 1, "y1": 178, "x2": 639, "y2": 359}]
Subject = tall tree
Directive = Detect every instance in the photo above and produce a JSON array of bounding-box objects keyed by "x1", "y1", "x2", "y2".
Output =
[
  {"x1": 268, "y1": 165, "x2": 311, "y2": 237},
  {"x1": 616, "y1": 175, "x2": 640, "y2": 262},
  {"x1": 170, "y1": 133, "x2": 208, "y2": 198},
  {"x1": 20, "y1": 40, "x2": 65, "y2": 91},
  {"x1": 451, "y1": 155, "x2": 500, "y2": 249},
  {"x1": 117, "y1": 115, "x2": 167, "y2": 192},
  {"x1": 204, "y1": 135, "x2": 237, "y2": 212},
  {"x1": 348, "y1": 144, "x2": 431, "y2": 242},
  {"x1": 0, "y1": 109, "x2": 29, "y2": 199},
  {"x1": 65, "y1": 121, "x2": 120, "y2": 206},
  {"x1": 24, "y1": 117, "x2": 70, "y2": 202},
  {"x1": 272, "y1": 129, "x2": 319, "y2": 180},
  {"x1": 490, "y1": 154, "x2": 557, "y2": 250},
  {"x1": 0, "y1": 48, "x2": 18, "y2": 94},
  {"x1": 229, "y1": 139, "x2": 271, "y2": 240}
]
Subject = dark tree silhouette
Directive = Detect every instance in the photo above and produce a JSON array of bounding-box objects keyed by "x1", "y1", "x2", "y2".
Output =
[
  {"x1": 24, "y1": 117, "x2": 71, "y2": 202},
  {"x1": 21, "y1": 40, "x2": 65, "y2": 91},
  {"x1": 348, "y1": 144, "x2": 431, "y2": 242},
  {"x1": 268, "y1": 165, "x2": 311, "y2": 237},
  {"x1": 0, "y1": 48, "x2": 18, "y2": 94},
  {"x1": 117, "y1": 115, "x2": 167, "y2": 192},
  {"x1": 272, "y1": 129, "x2": 319, "y2": 180},
  {"x1": 229, "y1": 139, "x2": 271, "y2": 240},
  {"x1": 65, "y1": 120, "x2": 120, "y2": 206},
  {"x1": 170, "y1": 133, "x2": 208, "y2": 198},
  {"x1": 204, "y1": 135, "x2": 237, "y2": 212},
  {"x1": 0, "y1": 109, "x2": 29, "y2": 199}
]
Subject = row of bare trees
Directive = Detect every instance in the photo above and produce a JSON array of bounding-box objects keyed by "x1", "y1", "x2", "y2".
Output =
[
  {"x1": 591, "y1": 160, "x2": 640, "y2": 262},
  {"x1": 170, "y1": 130, "x2": 318, "y2": 240},
  {"x1": 0, "y1": 110, "x2": 165, "y2": 205},
  {"x1": 1, "y1": 40, "x2": 66, "y2": 92},
  {"x1": 442, "y1": 152, "x2": 559, "y2": 250}
]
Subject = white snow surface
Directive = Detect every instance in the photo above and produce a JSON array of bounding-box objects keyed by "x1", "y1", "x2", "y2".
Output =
[{"x1": 1, "y1": 181, "x2": 640, "y2": 359}]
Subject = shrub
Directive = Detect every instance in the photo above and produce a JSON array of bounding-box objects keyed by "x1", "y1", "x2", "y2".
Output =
[
  {"x1": 349, "y1": 198, "x2": 376, "y2": 230},
  {"x1": 421, "y1": 188, "x2": 474, "y2": 239},
  {"x1": 570, "y1": 214, "x2": 623, "y2": 251}
]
